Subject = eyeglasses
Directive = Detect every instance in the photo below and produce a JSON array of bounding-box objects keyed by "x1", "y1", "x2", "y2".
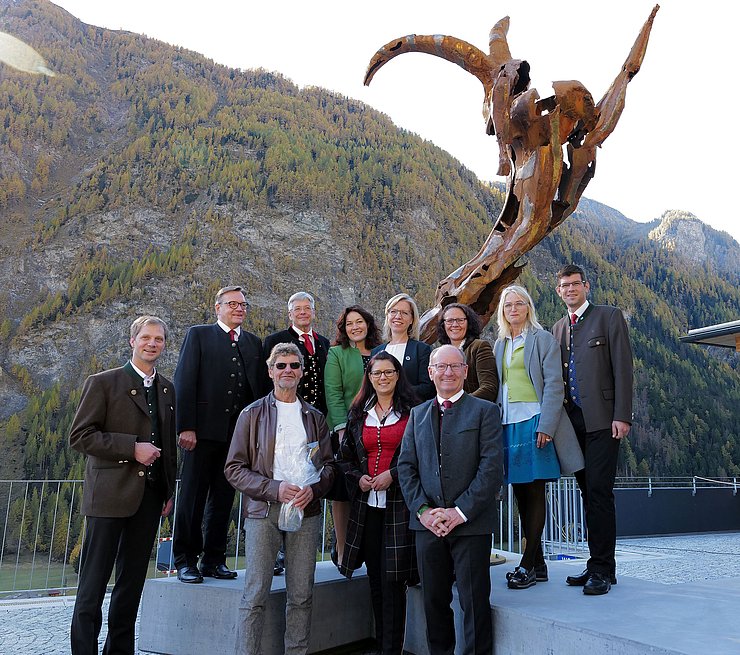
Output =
[
  {"x1": 558, "y1": 281, "x2": 584, "y2": 290},
  {"x1": 503, "y1": 301, "x2": 527, "y2": 310},
  {"x1": 430, "y1": 363, "x2": 466, "y2": 372},
  {"x1": 220, "y1": 301, "x2": 248, "y2": 310},
  {"x1": 274, "y1": 362, "x2": 301, "y2": 370},
  {"x1": 443, "y1": 317, "x2": 467, "y2": 325},
  {"x1": 369, "y1": 369, "x2": 398, "y2": 379},
  {"x1": 388, "y1": 309, "x2": 411, "y2": 318}
]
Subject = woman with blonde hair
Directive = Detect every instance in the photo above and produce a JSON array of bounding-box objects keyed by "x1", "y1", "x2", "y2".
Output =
[
  {"x1": 494, "y1": 284, "x2": 584, "y2": 589},
  {"x1": 372, "y1": 293, "x2": 434, "y2": 401}
]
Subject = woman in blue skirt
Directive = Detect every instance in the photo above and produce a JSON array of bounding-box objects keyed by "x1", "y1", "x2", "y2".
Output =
[{"x1": 494, "y1": 285, "x2": 584, "y2": 589}]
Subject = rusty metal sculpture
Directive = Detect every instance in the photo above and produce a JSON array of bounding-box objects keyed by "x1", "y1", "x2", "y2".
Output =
[{"x1": 364, "y1": 6, "x2": 659, "y2": 342}]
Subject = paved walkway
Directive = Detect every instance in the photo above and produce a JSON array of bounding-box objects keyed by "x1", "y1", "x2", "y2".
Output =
[{"x1": 2, "y1": 533, "x2": 738, "y2": 654}]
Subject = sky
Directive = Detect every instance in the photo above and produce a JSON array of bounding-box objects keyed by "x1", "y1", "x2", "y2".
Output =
[{"x1": 50, "y1": 0, "x2": 739, "y2": 241}]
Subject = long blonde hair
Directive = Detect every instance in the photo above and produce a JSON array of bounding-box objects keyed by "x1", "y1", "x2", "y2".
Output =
[
  {"x1": 496, "y1": 285, "x2": 543, "y2": 339},
  {"x1": 382, "y1": 293, "x2": 420, "y2": 341}
]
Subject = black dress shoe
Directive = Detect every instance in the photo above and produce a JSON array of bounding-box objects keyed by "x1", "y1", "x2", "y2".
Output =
[
  {"x1": 583, "y1": 571, "x2": 611, "y2": 595},
  {"x1": 507, "y1": 566, "x2": 536, "y2": 590},
  {"x1": 534, "y1": 563, "x2": 548, "y2": 582},
  {"x1": 566, "y1": 568, "x2": 591, "y2": 586},
  {"x1": 177, "y1": 566, "x2": 204, "y2": 584},
  {"x1": 200, "y1": 563, "x2": 237, "y2": 579}
]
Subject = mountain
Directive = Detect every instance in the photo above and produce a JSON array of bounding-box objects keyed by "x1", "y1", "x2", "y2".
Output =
[{"x1": 0, "y1": 0, "x2": 738, "y2": 485}]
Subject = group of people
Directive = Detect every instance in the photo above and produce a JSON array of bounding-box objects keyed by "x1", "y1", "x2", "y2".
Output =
[{"x1": 68, "y1": 263, "x2": 633, "y2": 655}]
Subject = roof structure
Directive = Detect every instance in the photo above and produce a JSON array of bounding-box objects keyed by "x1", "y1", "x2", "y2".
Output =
[{"x1": 680, "y1": 320, "x2": 740, "y2": 351}]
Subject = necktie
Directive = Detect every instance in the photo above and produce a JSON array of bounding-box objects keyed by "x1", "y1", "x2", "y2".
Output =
[
  {"x1": 570, "y1": 313, "x2": 578, "y2": 325},
  {"x1": 230, "y1": 329, "x2": 237, "y2": 342},
  {"x1": 301, "y1": 333, "x2": 315, "y2": 356}
]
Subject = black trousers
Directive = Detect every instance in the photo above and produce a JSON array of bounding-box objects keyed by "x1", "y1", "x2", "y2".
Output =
[
  {"x1": 568, "y1": 405, "x2": 620, "y2": 575},
  {"x1": 415, "y1": 529, "x2": 492, "y2": 655},
  {"x1": 173, "y1": 438, "x2": 235, "y2": 569},
  {"x1": 362, "y1": 507, "x2": 407, "y2": 655},
  {"x1": 71, "y1": 485, "x2": 163, "y2": 655}
]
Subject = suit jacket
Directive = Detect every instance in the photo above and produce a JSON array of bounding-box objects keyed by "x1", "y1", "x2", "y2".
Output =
[
  {"x1": 552, "y1": 304, "x2": 634, "y2": 433},
  {"x1": 324, "y1": 345, "x2": 366, "y2": 431},
  {"x1": 372, "y1": 339, "x2": 435, "y2": 402},
  {"x1": 263, "y1": 327, "x2": 330, "y2": 414},
  {"x1": 462, "y1": 338, "x2": 499, "y2": 402},
  {"x1": 174, "y1": 323, "x2": 264, "y2": 441},
  {"x1": 398, "y1": 393, "x2": 503, "y2": 535},
  {"x1": 69, "y1": 366, "x2": 177, "y2": 517},
  {"x1": 494, "y1": 328, "x2": 584, "y2": 474}
]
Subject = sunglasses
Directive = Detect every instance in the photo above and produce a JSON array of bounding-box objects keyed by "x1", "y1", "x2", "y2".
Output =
[{"x1": 274, "y1": 362, "x2": 301, "y2": 370}]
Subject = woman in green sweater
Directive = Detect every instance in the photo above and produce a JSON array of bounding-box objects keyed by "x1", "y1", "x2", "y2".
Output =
[{"x1": 324, "y1": 305, "x2": 382, "y2": 567}]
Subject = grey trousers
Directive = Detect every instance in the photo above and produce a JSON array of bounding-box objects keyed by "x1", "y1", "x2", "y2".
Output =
[{"x1": 235, "y1": 503, "x2": 321, "y2": 655}]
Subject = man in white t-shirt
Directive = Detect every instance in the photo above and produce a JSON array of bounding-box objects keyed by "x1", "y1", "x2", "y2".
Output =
[{"x1": 225, "y1": 342, "x2": 335, "y2": 655}]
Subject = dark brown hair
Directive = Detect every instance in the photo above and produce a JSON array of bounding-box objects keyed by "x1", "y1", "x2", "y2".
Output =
[
  {"x1": 333, "y1": 305, "x2": 381, "y2": 349},
  {"x1": 436, "y1": 303, "x2": 482, "y2": 347}
]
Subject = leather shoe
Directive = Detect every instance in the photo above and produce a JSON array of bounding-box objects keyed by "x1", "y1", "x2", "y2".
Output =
[
  {"x1": 583, "y1": 571, "x2": 611, "y2": 595},
  {"x1": 177, "y1": 566, "x2": 203, "y2": 584},
  {"x1": 566, "y1": 569, "x2": 617, "y2": 586},
  {"x1": 507, "y1": 566, "x2": 536, "y2": 590},
  {"x1": 200, "y1": 563, "x2": 237, "y2": 579},
  {"x1": 534, "y1": 563, "x2": 548, "y2": 582}
]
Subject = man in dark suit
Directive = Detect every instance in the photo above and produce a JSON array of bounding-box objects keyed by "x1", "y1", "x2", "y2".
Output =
[
  {"x1": 173, "y1": 285, "x2": 264, "y2": 583},
  {"x1": 263, "y1": 292, "x2": 330, "y2": 415},
  {"x1": 69, "y1": 316, "x2": 177, "y2": 655},
  {"x1": 398, "y1": 344, "x2": 503, "y2": 655},
  {"x1": 552, "y1": 264, "x2": 633, "y2": 595}
]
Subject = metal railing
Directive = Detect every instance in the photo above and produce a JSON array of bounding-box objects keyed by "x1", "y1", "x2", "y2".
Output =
[{"x1": 4, "y1": 475, "x2": 732, "y2": 598}]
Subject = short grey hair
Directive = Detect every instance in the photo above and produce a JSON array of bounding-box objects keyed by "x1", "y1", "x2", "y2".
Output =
[
  {"x1": 288, "y1": 291, "x2": 315, "y2": 312},
  {"x1": 267, "y1": 342, "x2": 304, "y2": 368},
  {"x1": 130, "y1": 316, "x2": 169, "y2": 341},
  {"x1": 429, "y1": 344, "x2": 466, "y2": 365},
  {"x1": 382, "y1": 293, "x2": 420, "y2": 341},
  {"x1": 496, "y1": 285, "x2": 543, "y2": 339},
  {"x1": 215, "y1": 285, "x2": 245, "y2": 305}
]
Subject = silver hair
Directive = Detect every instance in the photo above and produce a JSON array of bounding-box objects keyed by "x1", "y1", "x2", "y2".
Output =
[
  {"x1": 267, "y1": 342, "x2": 304, "y2": 368},
  {"x1": 288, "y1": 291, "x2": 315, "y2": 312}
]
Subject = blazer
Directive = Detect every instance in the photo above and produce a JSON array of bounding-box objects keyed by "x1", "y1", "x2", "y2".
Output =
[
  {"x1": 494, "y1": 328, "x2": 584, "y2": 475},
  {"x1": 462, "y1": 338, "x2": 499, "y2": 402},
  {"x1": 69, "y1": 366, "x2": 177, "y2": 518},
  {"x1": 263, "y1": 327, "x2": 331, "y2": 414},
  {"x1": 174, "y1": 323, "x2": 264, "y2": 442},
  {"x1": 552, "y1": 304, "x2": 634, "y2": 433},
  {"x1": 324, "y1": 345, "x2": 366, "y2": 431},
  {"x1": 398, "y1": 392, "x2": 503, "y2": 535},
  {"x1": 372, "y1": 339, "x2": 435, "y2": 402}
]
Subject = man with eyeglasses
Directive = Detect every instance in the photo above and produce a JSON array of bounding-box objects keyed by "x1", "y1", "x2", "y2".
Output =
[
  {"x1": 263, "y1": 292, "x2": 330, "y2": 415},
  {"x1": 398, "y1": 344, "x2": 503, "y2": 654},
  {"x1": 173, "y1": 285, "x2": 265, "y2": 583},
  {"x1": 225, "y1": 342, "x2": 335, "y2": 655},
  {"x1": 552, "y1": 264, "x2": 633, "y2": 595}
]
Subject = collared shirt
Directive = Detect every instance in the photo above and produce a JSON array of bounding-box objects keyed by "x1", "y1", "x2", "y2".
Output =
[
  {"x1": 434, "y1": 388, "x2": 467, "y2": 522},
  {"x1": 291, "y1": 324, "x2": 314, "y2": 350},
  {"x1": 217, "y1": 319, "x2": 241, "y2": 338},
  {"x1": 500, "y1": 331, "x2": 540, "y2": 425},
  {"x1": 130, "y1": 360, "x2": 156, "y2": 388},
  {"x1": 364, "y1": 405, "x2": 403, "y2": 508},
  {"x1": 570, "y1": 300, "x2": 590, "y2": 323}
]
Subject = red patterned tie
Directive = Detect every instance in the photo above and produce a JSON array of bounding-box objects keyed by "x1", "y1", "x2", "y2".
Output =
[
  {"x1": 570, "y1": 313, "x2": 578, "y2": 325},
  {"x1": 301, "y1": 333, "x2": 314, "y2": 356},
  {"x1": 230, "y1": 329, "x2": 237, "y2": 342}
]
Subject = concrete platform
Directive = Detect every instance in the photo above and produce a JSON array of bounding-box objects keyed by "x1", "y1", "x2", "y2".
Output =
[
  {"x1": 139, "y1": 555, "x2": 740, "y2": 655},
  {"x1": 138, "y1": 563, "x2": 374, "y2": 655},
  {"x1": 406, "y1": 554, "x2": 740, "y2": 655}
]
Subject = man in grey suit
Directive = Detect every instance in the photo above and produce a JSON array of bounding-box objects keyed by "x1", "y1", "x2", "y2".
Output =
[
  {"x1": 398, "y1": 344, "x2": 503, "y2": 655},
  {"x1": 552, "y1": 264, "x2": 633, "y2": 595}
]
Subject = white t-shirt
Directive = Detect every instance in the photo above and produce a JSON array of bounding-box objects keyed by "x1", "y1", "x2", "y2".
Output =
[{"x1": 272, "y1": 399, "x2": 308, "y2": 483}]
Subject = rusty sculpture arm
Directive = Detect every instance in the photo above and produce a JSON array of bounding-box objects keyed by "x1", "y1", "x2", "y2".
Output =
[{"x1": 364, "y1": 6, "x2": 659, "y2": 341}]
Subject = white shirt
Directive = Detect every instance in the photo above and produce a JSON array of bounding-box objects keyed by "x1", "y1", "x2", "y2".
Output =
[
  {"x1": 364, "y1": 405, "x2": 402, "y2": 508},
  {"x1": 217, "y1": 320, "x2": 240, "y2": 338},
  {"x1": 272, "y1": 399, "x2": 307, "y2": 483},
  {"x1": 292, "y1": 325, "x2": 314, "y2": 350},
  {"x1": 384, "y1": 342, "x2": 407, "y2": 365},
  {"x1": 570, "y1": 300, "x2": 590, "y2": 323},
  {"x1": 130, "y1": 361, "x2": 156, "y2": 388}
]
